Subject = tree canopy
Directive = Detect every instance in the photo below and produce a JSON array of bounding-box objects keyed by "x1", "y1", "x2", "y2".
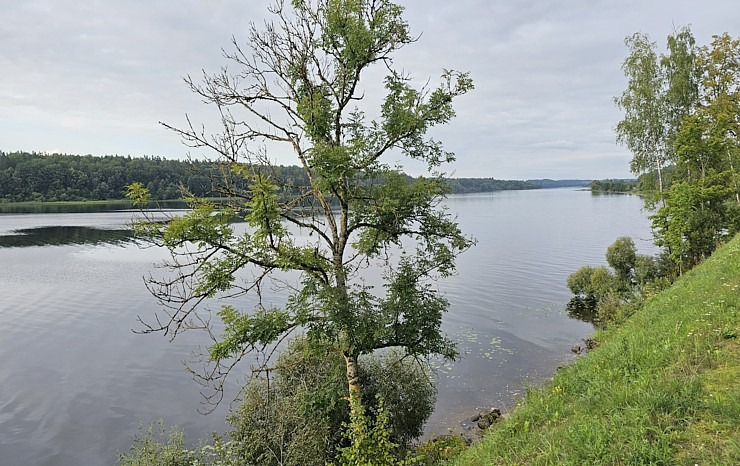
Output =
[{"x1": 615, "y1": 28, "x2": 740, "y2": 272}]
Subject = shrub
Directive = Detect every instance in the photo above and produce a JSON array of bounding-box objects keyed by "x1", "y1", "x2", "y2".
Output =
[
  {"x1": 227, "y1": 339, "x2": 345, "y2": 466},
  {"x1": 634, "y1": 253, "x2": 658, "y2": 287},
  {"x1": 414, "y1": 434, "x2": 469, "y2": 465},
  {"x1": 567, "y1": 237, "x2": 680, "y2": 328},
  {"x1": 333, "y1": 394, "x2": 415, "y2": 466},
  {"x1": 117, "y1": 421, "x2": 205, "y2": 466},
  {"x1": 566, "y1": 265, "x2": 596, "y2": 298},
  {"x1": 594, "y1": 291, "x2": 622, "y2": 324},
  {"x1": 359, "y1": 352, "x2": 436, "y2": 446},
  {"x1": 227, "y1": 337, "x2": 436, "y2": 465},
  {"x1": 606, "y1": 236, "x2": 637, "y2": 286},
  {"x1": 567, "y1": 265, "x2": 617, "y2": 302}
]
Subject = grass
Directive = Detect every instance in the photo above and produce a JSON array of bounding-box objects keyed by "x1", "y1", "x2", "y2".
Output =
[{"x1": 450, "y1": 234, "x2": 740, "y2": 465}]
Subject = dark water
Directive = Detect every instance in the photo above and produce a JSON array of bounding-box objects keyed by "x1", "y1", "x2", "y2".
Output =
[
  {"x1": 0, "y1": 190, "x2": 655, "y2": 465},
  {"x1": 0, "y1": 200, "x2": 189, "y2": 214}
]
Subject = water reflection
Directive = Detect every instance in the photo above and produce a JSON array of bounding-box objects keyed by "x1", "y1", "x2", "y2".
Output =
[
  {"x1": 565, "y1": 297, "x2": 599, "y2": 324},
  {"x1": 0, "y1": 200, "x2": 189, "y2": 214},
  {"x1": 0, "y1": 226, "x2": 135, "y2": 248}
]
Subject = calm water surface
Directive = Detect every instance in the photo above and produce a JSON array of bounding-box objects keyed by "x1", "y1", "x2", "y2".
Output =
[{"x1": 0, "y1": 189, "x2": 655, "y2": 465}]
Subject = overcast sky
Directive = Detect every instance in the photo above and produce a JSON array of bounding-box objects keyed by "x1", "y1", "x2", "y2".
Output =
[{"x1": 2, "y1": 0, "x2": 738, "y2": 179}]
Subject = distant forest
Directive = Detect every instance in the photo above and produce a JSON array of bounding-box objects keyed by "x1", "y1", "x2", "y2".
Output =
[
  {"x1": 0, "y1": 152, "x2": 590, "y2": 202},
  {"x1": 0, "y1": 152, "x2": 212, "y2": 202}
]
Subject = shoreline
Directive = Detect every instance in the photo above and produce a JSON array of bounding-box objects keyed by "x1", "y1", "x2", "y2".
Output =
[{"x1": 424, "y1": 343, "x2": 587, "y2": 441}]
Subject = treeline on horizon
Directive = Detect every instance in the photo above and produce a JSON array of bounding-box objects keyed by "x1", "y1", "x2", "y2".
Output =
[
  {"x1": 0, "y1": 151, "x2": 215, "y2": 202},
  {"x1": 589, "y1": 178, "x2": 639, "y2": 193},
  {"x1": 0, "y1": 151, "x2": 589, "y2": 202}
]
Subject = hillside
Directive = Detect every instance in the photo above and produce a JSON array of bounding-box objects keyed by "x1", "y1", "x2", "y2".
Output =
[{"x1": 452, "y1": 234, "x2": 740, "y2": 465}]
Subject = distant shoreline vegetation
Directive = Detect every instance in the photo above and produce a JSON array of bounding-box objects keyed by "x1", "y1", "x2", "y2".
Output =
[
  {"x1": 589, "y1": 178, "x2": 639, "y2": 193},
  {"x1": 0, "y1": 151, "x2": 592, "y2": 203}
]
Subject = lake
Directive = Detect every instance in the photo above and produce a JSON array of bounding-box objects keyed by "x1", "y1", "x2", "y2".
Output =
[{"x1": 0, "y1": 189, "x2": 656, "y2": 465}]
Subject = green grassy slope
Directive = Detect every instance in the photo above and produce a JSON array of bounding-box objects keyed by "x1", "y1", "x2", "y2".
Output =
[{"x1": 452, "y1": 235, "x2": 740, "y2": 465}]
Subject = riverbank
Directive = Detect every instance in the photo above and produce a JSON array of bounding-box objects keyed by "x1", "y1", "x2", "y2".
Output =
[{"x1": 450, "y1": 234, "x2": 740, "y2": 465}]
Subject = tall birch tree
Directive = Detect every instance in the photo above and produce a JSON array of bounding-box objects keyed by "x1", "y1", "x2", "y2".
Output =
[
  {"x1": 615, "y1": 32, "x2": 669, "y2": 192},
  {"x1": 615, "y1": 27, "x2": 700, "y2": 194}
]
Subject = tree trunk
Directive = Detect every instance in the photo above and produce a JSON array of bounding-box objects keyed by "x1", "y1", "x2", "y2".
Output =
[
  {"x1": 727, "y1": 148, "x2": 740, "y2": 204},
  {"x1": 343, "y1": 352, "x2": 361, "y2": 402},
  {"x1": 656, "y1": 164, "x2": 664, "y2": 193}
]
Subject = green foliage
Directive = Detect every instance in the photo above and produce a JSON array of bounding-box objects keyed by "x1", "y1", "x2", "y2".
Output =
[
  {"x1": 122, "y1": 4, "x2": 476, "y2": 462},
  {"x1": 651, "y1": 32, "x2": 740, "y2": 270},
  {"x1": 567, "y1": 237, "x2": 673, "y2": 327},
  {"x1": 297, "y1": 84, "x2": 334, "y2": 142},
  {"x1": 594, "y1": 290, "x2": 628, "y2": 324},
  {"x1": 118, "y1": 422, "x2": 243, "y2": 466},
  {"x1": 117, "y1": 421, "x2": 204, "y2": 466},
  {"x1": 209, "y1": 306, "x2": 292, "y2": 360},
  {"x1": 444, "y1": 177, "x2": 538, "y2": 193},
  {"x1": 334, "y1": 393, "x2": 416, "y2": 466},
  {"x1": 616, "y1": 30, "x2": 740, "y2": 273},
  {"x1": 526, "y1": 179, "x2": 592, "y2": 188},
  {"x1": 413, "y1": 434, "x2": 468, "y2": 466},
  {"x1": 662, "y1": 26, "x2": 702, "y2": 158},
  {"x1": 651, "y1": 177, "x2": 734, "y2": 271},
  {"x1": 226, "y1": 337, "x2": 436, "y2": 465},
  {"x1": 337, "y1": 400, "x2": 387, "y2": 466},
  {"x1": 633, "y1": 253, "x2": 659, "y2": 287},
  {"x1": 565, "y1": 266, "x2": 592, "y2": 297},
  {"x1": 125, "y1": 182, "x2": 151, "y2": 207},
  {"x1": 0, "y1": 151, "x2": 215, "y2": 202},
  {"x1": 614, "y1": 32, "x2": 669, "y2": 191},
  {"x1": 588, "y1": 266, "x2": 619, "y2": 301},
  {"x1": 589, "y1": 178, "x2": 638, "y2": 193},
  {"x1": 227, "y1": 340, "x2": 344, "y2": 466},
  {"x1": 358, "y1": 350, "x2": 436, "y2": 445},
  {"x1": 605, "y1": 236, "x2": 637, "y2": 286},
  {"x1": 119, "y1": 337, "x2": 437, "y2": 466},
  {"x1": 566, "y1": 265, "x2": 616, "y2": 302},
  {"x1": 615, "y1": 26, "x2": 700, "y2": 193},
  {"x1": 651, "y1": 182, "x2": 698, "y2": 268}
]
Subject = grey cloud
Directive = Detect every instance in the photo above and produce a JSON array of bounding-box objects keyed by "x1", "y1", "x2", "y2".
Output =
[{"x1": 2, "y1": 0, "x2": 739, "y2": 177}]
